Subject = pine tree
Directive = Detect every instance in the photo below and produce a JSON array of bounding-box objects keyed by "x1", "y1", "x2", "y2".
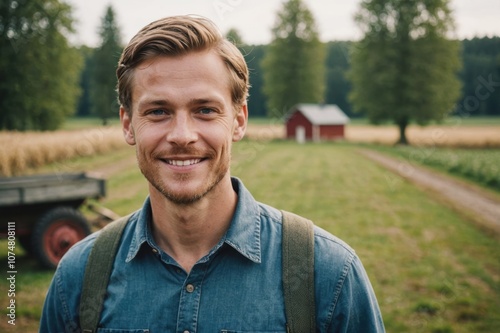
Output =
[
  {"x1": 261, "y1": 0, "x2": 325, "y2": 118},
  {"x1": 0, "y1": 0, "x2": 82, "y2": 130},
  {"x1": 91, "y1": 5, "x2": 122, "y2": 125},
  {"x1": 348, "y1": 0, "x2": 462, "y2": 144}
]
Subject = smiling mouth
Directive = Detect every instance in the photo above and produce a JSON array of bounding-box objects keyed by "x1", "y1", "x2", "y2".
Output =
[{"x1": 165, "y1": 159, "x2": 202, "y2": 166}]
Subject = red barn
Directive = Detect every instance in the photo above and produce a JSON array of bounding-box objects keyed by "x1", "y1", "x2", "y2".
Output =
[{"x1": 285, "y1": 104, "x2": 349, "y2": 142}]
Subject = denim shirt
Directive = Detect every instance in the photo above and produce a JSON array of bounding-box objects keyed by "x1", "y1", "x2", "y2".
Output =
[{"x1": 40, "y1": 177, "x2": 385, "y2": 333}]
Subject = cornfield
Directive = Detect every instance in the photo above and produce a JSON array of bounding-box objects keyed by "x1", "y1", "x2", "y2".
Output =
[{"x1": 0, "y1": 127, "x2": 127, "y2": 176}]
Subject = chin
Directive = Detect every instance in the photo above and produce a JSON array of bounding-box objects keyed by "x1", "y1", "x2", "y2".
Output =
[{"x1": 155, "y1": 174, "x2": 227, "y2": 205}]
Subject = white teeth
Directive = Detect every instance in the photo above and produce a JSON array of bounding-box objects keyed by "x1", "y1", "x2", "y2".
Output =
[{"x1": 167, "y1": 159, "x2": 201, "y2": 166}]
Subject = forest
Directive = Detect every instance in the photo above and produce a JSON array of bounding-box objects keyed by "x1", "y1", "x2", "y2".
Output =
[{"x1": 74, "y1": 36, "x2": 500, "y2": 119}]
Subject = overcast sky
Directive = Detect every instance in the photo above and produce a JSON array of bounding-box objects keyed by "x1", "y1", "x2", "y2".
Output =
[{"x1": 65, "y1": 0, "x2": 500, "y2": 46}]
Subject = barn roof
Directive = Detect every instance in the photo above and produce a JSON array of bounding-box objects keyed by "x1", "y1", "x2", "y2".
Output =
[{"x1": 287, "y1": 103, "x2": 349, "y2": 125}]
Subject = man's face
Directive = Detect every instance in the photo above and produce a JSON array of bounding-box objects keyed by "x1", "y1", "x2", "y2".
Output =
[{"x1": 120, "y1": 50, "x2": 247, "y2": 205}]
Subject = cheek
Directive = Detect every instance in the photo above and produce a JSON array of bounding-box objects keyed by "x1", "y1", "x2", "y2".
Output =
[{"x1": 134, "y1": 122, "x2": 164, "y2": 146}]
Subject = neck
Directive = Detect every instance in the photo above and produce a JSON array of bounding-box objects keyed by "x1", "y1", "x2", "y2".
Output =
[{"x1": 149, "y1": 176, "x2": 237, "y2": 273}]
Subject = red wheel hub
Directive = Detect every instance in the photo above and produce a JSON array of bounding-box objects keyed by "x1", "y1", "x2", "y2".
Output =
[{"x1": 43, "y1": 220, "x2": 87, "y2": 266}]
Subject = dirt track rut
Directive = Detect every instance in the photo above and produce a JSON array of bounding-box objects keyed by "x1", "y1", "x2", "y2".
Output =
[{"x1": 360, "y1": 149, "x2": 500, "y2": 235}]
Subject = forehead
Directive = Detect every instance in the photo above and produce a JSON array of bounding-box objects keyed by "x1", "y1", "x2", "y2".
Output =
[{"x1": 131, "y1": 50, "x2": 232, "y2": 107}]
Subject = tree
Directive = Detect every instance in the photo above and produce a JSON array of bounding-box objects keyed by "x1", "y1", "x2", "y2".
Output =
[
  {"x1": 325, "y1": 41, "x2": 353, "y2": 116},
  {"x1": 458, "y1": 37, "x2": 500, "y2": 116},
  {"x1": 0, "y1": 0, "x2": 82, "y2": 130},
  {"x1": 91, "y1": 5, "x2": 122, "y2": 125},
  {"x1": 225, "y1": 28, "x2": 243, "y2": 46},
  {"x1": 348, "y1": 0, "x2": 462, "y2": 144},
  {"x1": 225, "y1": 28, "x2": 268, "y2": 117},
  {"x1": 261, "y1": 0, "x2": 325, "y2": 118},
  {"x1": 76, "y1": 46, "x2": 95, "y2": 117},
  {"x1": 244, "y1": 44, "x2": 268, "y2": 117}
]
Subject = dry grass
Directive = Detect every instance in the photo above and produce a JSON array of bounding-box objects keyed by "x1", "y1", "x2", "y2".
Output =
[
  {"x1": 246, "y1": 122, "x2": 500, "y2": 148},
  {"x1": 245, "y1": 123, "x2": 284, "y2": 140},
  {"x1": 0, "y1": 127, "x2": 127, "y2": 176},
  {"x1": 2, "y1": 122, "x2": 498, "y2": 177},
  {"x1": 346, "y1": 125, "x2": 500, "y2": 148}
]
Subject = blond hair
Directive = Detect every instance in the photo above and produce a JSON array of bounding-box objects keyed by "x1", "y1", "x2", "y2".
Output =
[{"x1": 116, "y1": 15, "x2": 249, "y2": 113}]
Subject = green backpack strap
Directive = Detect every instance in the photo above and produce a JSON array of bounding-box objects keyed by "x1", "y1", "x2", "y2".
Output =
[
  {"x1": 281, "y1": 210, "x2": 316, "y2": 333},
  {"x1": 79, "y1": 213, "x2": 132, "y2": 333}
]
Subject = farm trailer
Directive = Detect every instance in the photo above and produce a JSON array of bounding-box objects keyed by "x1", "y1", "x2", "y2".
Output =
[{"x1": 0, "y1": 172, "x2": 118, "y2": 269}]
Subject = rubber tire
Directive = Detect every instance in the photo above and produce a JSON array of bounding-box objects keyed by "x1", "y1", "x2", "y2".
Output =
[
  {"x1": 18, "y1": 235, "x2": 34, "y2": 255},
  {"x1": 32, "y1": 206, "x2": 91, "y2": 269}
]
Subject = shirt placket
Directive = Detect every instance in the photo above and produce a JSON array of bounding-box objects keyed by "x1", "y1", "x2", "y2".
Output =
[{"x1": 176, "y1": 263, "x2": 208, "y2": 333}]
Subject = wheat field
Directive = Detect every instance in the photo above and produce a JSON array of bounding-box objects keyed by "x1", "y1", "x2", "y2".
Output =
[
  {"x1": 245, "y1": 123, "x2": 500, "y2": 148},
  {"x1": 1, "y1": 122, "x2": 499, "y2": 177},
  {"x1": 0, "y1": 127, "x2": 126, "y2": 176},
  {"x1": 346, "y1": 125, "x2": 500, "y2": 147}
]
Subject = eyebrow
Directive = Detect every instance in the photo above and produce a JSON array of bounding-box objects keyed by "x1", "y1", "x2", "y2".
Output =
[
  {"x1": 138, "y1": 99, "x2": 169, "y2": 108},
  {"x1": 188, "y1": 98, "x2": 224, "y2": 107},
  {"x1": 138, "y1": 97, "x2": 225, "y2": 110}
]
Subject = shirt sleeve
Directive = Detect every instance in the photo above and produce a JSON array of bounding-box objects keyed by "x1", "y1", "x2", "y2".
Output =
[
  {"x1": 38, "y1": 234, "x2": 96, "y2": 333},
  {"x1": 39, "y1": 265, "x2": 80, "y2": 333},
  {"x1": 327, "y1": 255, "x2": 386, "y2": 333}
]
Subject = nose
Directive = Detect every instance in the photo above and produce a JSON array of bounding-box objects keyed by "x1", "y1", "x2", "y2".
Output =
[{"x1": 165, "y1": 112, "x2": 198, "y2": 146}]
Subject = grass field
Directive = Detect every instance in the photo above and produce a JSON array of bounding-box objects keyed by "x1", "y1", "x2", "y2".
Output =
[{"x1": 1, "y1": 141, "x2": 499, "y2": 332}]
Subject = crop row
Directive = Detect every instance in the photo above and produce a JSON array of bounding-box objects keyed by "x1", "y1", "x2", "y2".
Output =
[{"x1": 381, "y1": 145, "x2": 500, "y2": 192}]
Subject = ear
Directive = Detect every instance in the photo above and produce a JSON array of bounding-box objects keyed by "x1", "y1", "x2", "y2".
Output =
[
  {"x1": 232, "y1": 104, "x2": 248, "y2": 142},
  {"x1": 120, "y1": 106, "x2": 136, "y2": 145}
]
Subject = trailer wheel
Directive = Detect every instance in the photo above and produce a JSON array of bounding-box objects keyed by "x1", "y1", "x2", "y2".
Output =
[
  {"x1": 32, "y1": 207, "x2": 91, "y2": 269},
  {"x1": 18, "y1": 235, "x2": 34, "y2": 255}
]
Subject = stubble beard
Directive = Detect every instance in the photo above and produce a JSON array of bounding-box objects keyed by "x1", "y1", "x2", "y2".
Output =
[{"x1": 137, "y1": 148, "x2": 231, "y2": 206}]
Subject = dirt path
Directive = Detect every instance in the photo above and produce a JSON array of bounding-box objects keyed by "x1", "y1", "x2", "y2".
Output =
[
  {"x1": 91, "y1": 149, "x2": 137, "y2": 178},
  {"x1": 359, "y1": 149, "x2": 500, "y2": 236}
]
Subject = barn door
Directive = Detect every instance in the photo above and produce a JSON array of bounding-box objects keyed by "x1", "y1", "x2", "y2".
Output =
[{"x1": 296, "y1": 126, "x2": 305, "y2": 144}]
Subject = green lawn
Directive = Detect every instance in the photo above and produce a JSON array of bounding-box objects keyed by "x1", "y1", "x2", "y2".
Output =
[{"x1": 1, "y1": 141, "x2": 499, "y2": 332}]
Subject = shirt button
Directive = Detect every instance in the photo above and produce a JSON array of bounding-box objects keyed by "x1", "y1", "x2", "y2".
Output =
[
  {"x1": 186, "y1": 284, "x2": 195, "y2": 293},
  {"x1": 183, "y1": 331, "x2": 190, "y2": 333},
  {"x1": 152, "y1": 248, "x2": 158, "y2": 253}
]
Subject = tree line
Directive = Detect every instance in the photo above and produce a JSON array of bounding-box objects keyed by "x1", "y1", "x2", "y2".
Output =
[
  {"x1": 75, "y1": 35, "x2": 500, "y2": 120},
  {"x1": 235, "y1": 37, "x2": 500, "y2": 118},
  {"x1": 2, "y1": 0, "x2": 500, "y2": 140}
]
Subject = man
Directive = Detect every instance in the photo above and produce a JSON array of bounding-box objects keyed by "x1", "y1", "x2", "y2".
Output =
[{"x1": 40, "y1": 15, "x2": 385, "y2": 332}]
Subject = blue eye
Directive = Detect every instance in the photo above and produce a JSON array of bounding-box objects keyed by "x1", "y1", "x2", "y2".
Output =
[
  {"x1": 199, "y1": 108, "x2": 214, "y2": 115},
  {"x1": 150, "y1": 109, "x2": 166, "y2": 116}
]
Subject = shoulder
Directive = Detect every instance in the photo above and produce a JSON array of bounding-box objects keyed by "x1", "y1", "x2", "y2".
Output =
[
  {"x1": 313, "y1": 224, "x2": 357, "y2": 263},
  {"x1": 57, "y1": 211, "x2": 138, "y2": 277},
  {"x1": 58, "y1": 231, "x2": 98, "y2": 275}
]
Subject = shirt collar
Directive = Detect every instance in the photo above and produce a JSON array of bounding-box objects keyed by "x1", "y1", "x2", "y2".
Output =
[
  {"x1": 224, "y1": 177, "x2": 262, "y2": 263},
  {"x1": 126, "y1": 197, "x2": 153, "y2": 262},
  {"x1": 126, "y1": 177, "x2": 262, "y2": 264}
]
